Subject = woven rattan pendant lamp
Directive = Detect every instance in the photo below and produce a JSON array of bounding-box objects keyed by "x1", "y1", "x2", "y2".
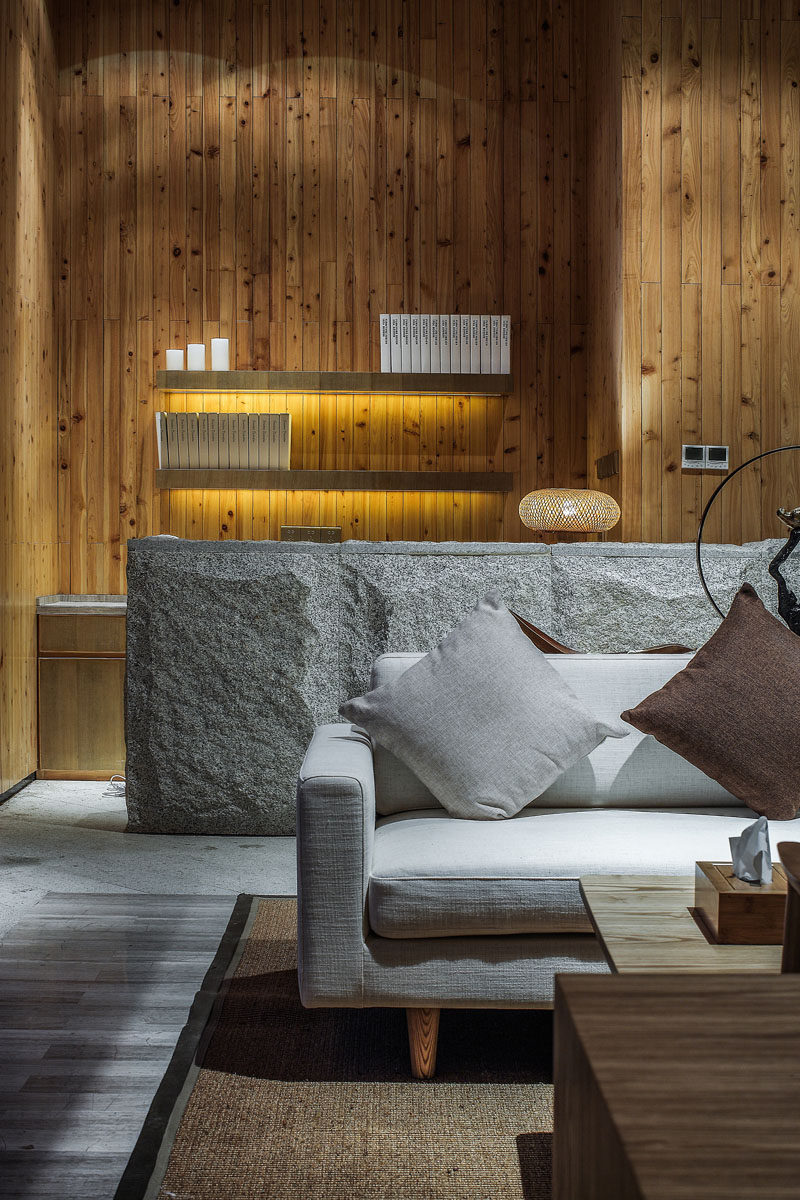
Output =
[{"x1": 518, "y1": 488, "x2": 621, "y2": 534}]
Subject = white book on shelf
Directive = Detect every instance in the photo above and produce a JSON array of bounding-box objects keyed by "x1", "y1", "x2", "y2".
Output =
[
  {"x1": 390, "y1": 314, "x2": 402, "y2": 371},
  {"x1": 480, "y1": 315, "x2": 491, "y2": 373},
  {"x1": 238, "y1": 413, "x2": 250, "y2": 468},
  {"x1": 177, "y1": 413, "x2": 190, "y2": 468},
  {"x1": 191, "y1": 415, "x2": 201, "y2": 468},
  {"x1": 218, "y1": 413, "x2": 230, "y2": 468},
  {"x1": 439, "y1": 315, "x2": 450, "y2": 373},
  {"x1": 490, "y1": 316, "x2": 501, "y2": 374},
  {"x1": 166, "y1": 412, "x2": 180, "y2": 468},
  {"x1": 155, "y1": 412, "x2": 169, "y2": 468},
  {"x1": 279, "y1": 413, "x2": 291, "y2": 469},
  {"x1": 208, "y1": 413, "x2": 219, "y2": 468},
  {"x1": 380, "y1": 314, "x2": 391, "y2": 372},
  {"x1": 449, "y1": 315, "x2": 460, "y2": 373},
  {"x1": 410, "y1": 315, "x2": 421, "y2": 373},
  {"x1": 460, "y1": 315, "x2": 471, "y2": 373},
  {"x1": 198, "y1": 413, "x2": 210, "y2": 468},
  {"x1": 501, "y1": 315, "x2": 511, "y2": 374},
  {"x1": 400, "y1": 314, "x2": 412, "y2": 373},
  {"x1": 187, "y1": 414, "x2": 200, "y2": 468},
  {"x1": 248, "y1": 414, "x2": 260, "y2": 468},
  {"x1": 470, "y1": 315, "x2": 481, "y2": 373},
  {"x1": 259, "y1": 414, "x2": 272, "y2": 469},
  {"x1": 430, "y1": 315, "x2": 440, "y2": 373},
  {"x1": 270, "y1": 414, "x2": 280, "y2": 469},
  {"x1": 420, "y1": 315, "x2": 431, "y2": 372},
  {"x1": 227, "y1": 414, "x2": 240, "y2": 468}
]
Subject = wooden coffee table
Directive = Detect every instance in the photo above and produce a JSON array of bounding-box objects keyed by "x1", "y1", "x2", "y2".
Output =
[
  {"x1": 580, "y1": 874, "x2": 782, "y2": 973},
  {"x1": 554, "y1": 881, "x2": 788, "y2": 1197}
]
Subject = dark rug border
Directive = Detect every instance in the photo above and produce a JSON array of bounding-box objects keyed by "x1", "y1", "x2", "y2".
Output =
[{"x1": 113, "y1": 891, "x2": 261, "y2": 1200}]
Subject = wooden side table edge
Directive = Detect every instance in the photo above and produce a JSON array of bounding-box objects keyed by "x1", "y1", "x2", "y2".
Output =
[
  {"x1": 578, "y1": 877, "x2": 618, "y2": 973},
  {"x1": 553, "y1": 975, "x2": 645, "y2": 1200}
]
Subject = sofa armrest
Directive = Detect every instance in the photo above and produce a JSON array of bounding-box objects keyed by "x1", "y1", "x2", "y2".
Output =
[{"x1": 296, "y1": 723, "x2": 376, "y2": 1007}]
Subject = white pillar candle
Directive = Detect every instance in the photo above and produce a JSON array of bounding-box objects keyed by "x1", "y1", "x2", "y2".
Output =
[
  {"x1": 165, "y1": 348, "x2": 184, "y2": 370},
  {"x1": 211, "y1": 338, "x2": 230, "y2": 371},
  {"x1": 186, "y1": 343, "x2": 206, "y2": 371}
]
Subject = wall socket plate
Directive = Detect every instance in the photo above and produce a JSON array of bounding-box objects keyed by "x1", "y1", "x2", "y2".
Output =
[
  {"x1": 681, "y1": 444, "x2": 706, "y2": 469},
  {"x1": 681, "y1": 444, "x2": 729, "y2": 471},
  {"x1": 595, "y1": 449, "x2": 620, "y2": 480},
  {"x1": 280, "y1": 526, "x2": 342, "y2": 543},
  {"x1": 705, "y1": 445, "x2": 729, "y2": 470}
]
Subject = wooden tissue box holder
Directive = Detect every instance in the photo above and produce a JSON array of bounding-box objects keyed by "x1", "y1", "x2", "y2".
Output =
[{"x1": 694, "y1": 861, "x2": 788, "y2": 944}]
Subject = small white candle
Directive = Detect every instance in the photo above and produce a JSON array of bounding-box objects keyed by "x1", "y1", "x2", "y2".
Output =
[
  {"x1": 165, "y1": 348, "x2": 184, "y2": 371},
  {"x1": 187, "y1": 343, "x2": 206, "y2": 371},
  {"x1": 211, "y1": 338, "x2": 230, "y2": 371}
]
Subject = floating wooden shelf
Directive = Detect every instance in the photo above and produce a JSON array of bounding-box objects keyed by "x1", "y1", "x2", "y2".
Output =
[
  {"x1": 156, "y1": 370, "x2": 513, "y2": 396},
  {"x1": 156, "y1": 469, "x2": 512, "y2": 493}
]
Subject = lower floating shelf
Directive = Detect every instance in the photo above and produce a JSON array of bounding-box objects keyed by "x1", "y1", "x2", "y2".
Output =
[{"x1": 156, "y1": 469, "x2": 512, "y2": 493}]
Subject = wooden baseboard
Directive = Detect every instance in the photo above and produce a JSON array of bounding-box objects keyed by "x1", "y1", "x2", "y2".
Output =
[{"x1": 36, "y1": 770, "x2": 123, "y2": 781}]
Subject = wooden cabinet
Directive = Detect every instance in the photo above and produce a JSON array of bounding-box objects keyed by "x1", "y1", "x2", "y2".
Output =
[
  {"x1": 37, "y1": 605, "x2": 126, "y2": 780},
  {"x1": 554, "y1": 974, "x2": 800, "y2": 1199}
]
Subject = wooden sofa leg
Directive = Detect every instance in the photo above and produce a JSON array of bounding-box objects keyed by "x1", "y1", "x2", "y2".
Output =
[{"x1": 406, "y1": 1007, "x2": 440, "y2": 1079}]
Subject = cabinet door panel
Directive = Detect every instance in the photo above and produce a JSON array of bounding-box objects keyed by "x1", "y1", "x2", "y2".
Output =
[{"x1": 38, "y1": 658, "x2": 126, "y2": 775}]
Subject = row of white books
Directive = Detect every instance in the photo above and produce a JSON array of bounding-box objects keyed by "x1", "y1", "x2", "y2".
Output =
[
  {"x1": 155, "y1": 412, "x2": 292, "y2": 470},
  {"x1": 379, "y1": 314, "x2": 511, "y2": 374}
]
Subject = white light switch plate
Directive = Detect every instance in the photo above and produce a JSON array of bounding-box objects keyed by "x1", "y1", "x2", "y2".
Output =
[{"x1": 681, "y1": 445, "x2": 729, "y2": 471}]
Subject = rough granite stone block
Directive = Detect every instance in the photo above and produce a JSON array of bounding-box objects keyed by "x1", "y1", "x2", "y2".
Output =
[
  {"x1": 125, "y1": 536, "x2": 797, "y2": 835},
  {"x1": 338, "y1": 542, "x2": 553, "y2": 700},
  {"x1": 125, "y1": 538, "x2": 340, "y2": 835},
  {"x1": 550, "y1": 541, "x2": 766, "y2": 652}
]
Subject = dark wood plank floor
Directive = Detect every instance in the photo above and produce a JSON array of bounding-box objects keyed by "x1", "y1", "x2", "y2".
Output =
[{"x1": 0, "y1": 893, "x2": 237, "y2": 1199}]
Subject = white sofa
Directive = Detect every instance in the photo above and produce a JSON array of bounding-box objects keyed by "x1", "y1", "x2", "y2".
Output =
[{"x1": 296, "y1": 651, "x2": 800, "y2": 1073}]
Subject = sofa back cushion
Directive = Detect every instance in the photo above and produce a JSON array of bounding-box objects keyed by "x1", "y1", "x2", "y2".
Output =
[{"x1": 370, "y1": 651, "x2": 738, "y2": 815}]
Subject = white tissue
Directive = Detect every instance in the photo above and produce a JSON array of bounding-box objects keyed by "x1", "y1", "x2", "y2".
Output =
[{"x1": 729, "y1": 815, "x2": 772, "y2": 885}]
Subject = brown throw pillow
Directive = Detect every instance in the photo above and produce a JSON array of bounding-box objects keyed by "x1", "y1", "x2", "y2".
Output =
[{"x1": 621, "y1": 583, "x2": 800, "y2": 821}]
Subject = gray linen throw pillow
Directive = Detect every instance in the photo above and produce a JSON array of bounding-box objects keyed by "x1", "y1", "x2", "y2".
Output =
[{"x1": 339, "y1": 593, "x2": 628, "y2": 820}]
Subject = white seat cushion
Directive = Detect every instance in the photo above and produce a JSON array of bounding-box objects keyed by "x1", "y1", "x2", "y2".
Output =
[{"x1": 368, "y1": 807, "x2": 800, "y2": 938}]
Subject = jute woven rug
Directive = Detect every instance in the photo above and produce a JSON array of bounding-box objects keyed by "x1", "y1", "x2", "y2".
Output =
[{"x1": 116, "y1": 897, "x2": 554, "y2": 1200}]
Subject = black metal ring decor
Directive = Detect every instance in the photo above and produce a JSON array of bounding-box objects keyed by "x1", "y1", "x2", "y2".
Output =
[{"x1": 695, "y1": 445, "x2": 800, "y2": 634}]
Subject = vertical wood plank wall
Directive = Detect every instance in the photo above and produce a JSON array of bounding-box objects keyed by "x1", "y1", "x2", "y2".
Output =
[
  {"x1": 618, "y1": 0, "x2": 800, "y2": 544},
  {"x1": 586, "y1": 0, "x2": 623, "y2": 509},
  {"x1": 0, "y1": 0, "x2": 58, "y2": 793},
  {"x1": 55, "y1": 0, "x2": 591, "y2": 593}
]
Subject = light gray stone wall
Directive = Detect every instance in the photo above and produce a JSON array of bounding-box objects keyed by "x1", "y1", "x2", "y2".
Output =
[
  {"x1": 125, "y1": 539, "x2": 340, "y2": 835},
  {"x1": 125, "y1": 536, "x2": 790, "y2": 834},
  {"x1": 337, "y1": 542, "x2": 551, "y2": 700},
  {"x1": 550, "y1": 541, "x2": 771, "y2": 652}
]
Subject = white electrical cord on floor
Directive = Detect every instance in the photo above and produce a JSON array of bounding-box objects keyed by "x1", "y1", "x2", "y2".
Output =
[{"x1": 102, "y1": 775, "x2": 126, "y2": 798}]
